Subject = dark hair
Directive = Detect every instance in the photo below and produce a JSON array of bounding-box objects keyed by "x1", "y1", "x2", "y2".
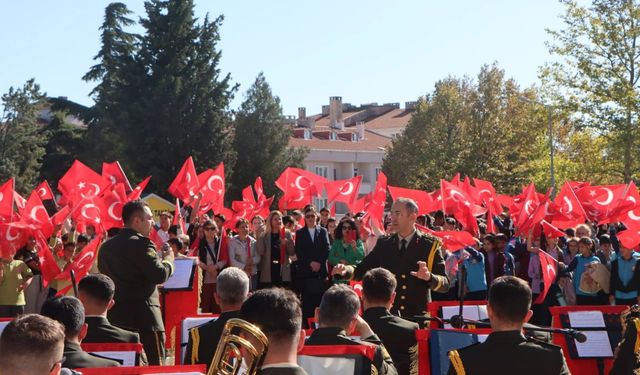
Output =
[
  {"x1": 494, "y1": 233, "x2": 508, "y2": 243},
  {"x1": 168, "y1": 237, "x2": 184, "y2": 251},
  {"x1": 599, "y1": 234, "x2": 612, "y2": 245},
  {"x1": 434, "y1": 210, "x2": 445, "y2": 219},
  {"x1": 168, "y1": 225, "x2": 179, "y2": 236},
  {"x1": 362, "y1": 268, "x2": 397, "y2": 304},
  {"x1": 327, "y1": 217, "x2": 337, "y2": 225},
  {"x1": 282, "y1": 215, "x2": 295, "y2": 226},
  {"x1": 565, "y1": 228, "x2": 576, "y2": 237},
  {"x1": 77, "y1": 234, "x2": 89, "y2": 244},
  {"x1": 107, "y1": 227, "x2": 121, "y2": 238},
  {"x1": 483, "y1": 233, "x2": 497, "y2": 246},
  {"x1": 122, "y1": 200, "x2": 149, "y2": 225},
  {"x1": 579, "y1": 236, "x2": 595, "y2": 255},
  {"x1": 488, "y1": 276, "x2": 532, "y2": 324},
  {"x1": 40, "y1": 296, "x2": 85, "y2": 337},
  {"x1": 320, "y1": 207, "x2": 330, "y2": 214},
  {"x1": 78, "y1": 274, "x2": 115, "y2": 304},
  {"x1": 445, "y1": 217, "x2": 457, "y2": 226},
  {"x1": 318, "y1": 284, "x2": 360, "y2": 329},
  {"x1": 64, "y1": 241, "x2": 76, "y2": 249},
  {"x1": 0, "y1": 314, "x2": 65, "y2": 374},
  {"x1": 240, "y1": 288, "x2": 302, "y2": 343},
  {"x1": 335, "y1": 218, "x2": 357, "y2": 241},
  {"x1": 303, "y1": 206, "x2": 317, "y2": 215},
  {"x1": 214, "y1": 214, "x2": 226, "y2": 223}
]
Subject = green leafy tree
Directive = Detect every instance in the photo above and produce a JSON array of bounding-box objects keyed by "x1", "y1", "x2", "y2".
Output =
[
  {"x1": 40, "y1": 110, "x2": 87, "y2": 185},
  {"x1": 541, "y1": 0, "x2": 640, "y2": 182},
  {"x1": 0, "y1": 79, "x2": 47, "y2": 193},
  {"x1": 230, "y1": 73, "x2": 307, "y2": 199}
]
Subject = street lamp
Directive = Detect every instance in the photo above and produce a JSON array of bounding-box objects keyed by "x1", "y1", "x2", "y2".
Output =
[{"x1": 519, "y1": 96, "x2": 555, "y2": 197}]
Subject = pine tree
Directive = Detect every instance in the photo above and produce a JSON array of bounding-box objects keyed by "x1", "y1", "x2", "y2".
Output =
[
  {"x1": 40, "y1": 110, "x2": 86, "y2": 185},
  {"x1": 0, "y1": 79, "x2": 47, "y2": 193},
  {"x1": 230, "y1": 73, "x2": 307, "y2": 199}
]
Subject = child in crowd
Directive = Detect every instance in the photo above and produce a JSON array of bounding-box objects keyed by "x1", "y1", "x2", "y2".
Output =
[
  {"x1": 609, "y1": 245, "x2": 640, "y2": 306},
  {"x1": 563, "y1": 237, "x2": 606, "y2": 305}
]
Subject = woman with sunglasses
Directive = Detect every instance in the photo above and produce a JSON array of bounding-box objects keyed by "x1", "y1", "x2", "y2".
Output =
[
  {"x1": 329, "y1": 218, "x2": 365, "y2": 284},
  {"x1": 197, "y1": 220, "x2": 227, "y2": 313}
]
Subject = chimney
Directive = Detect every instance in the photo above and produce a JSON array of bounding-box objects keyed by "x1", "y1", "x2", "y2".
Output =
[
  {"x1": 405, "y1": 101, "x2": 418, "y2": 110},
  {"x1": 356, "y1": 121, "x2": 365, "y2": 141},
  {"x1": 298, "y1": 107, "x2": 306, "y2": 120},
  {"x1": 329, "y1": 96, "x2": 344, "y2": 130}
]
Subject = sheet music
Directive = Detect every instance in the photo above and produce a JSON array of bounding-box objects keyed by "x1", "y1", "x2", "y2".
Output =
[
  {"x1": 162, "y1": 258, "x2": 195, "y2": 289},
  {"x1": 574, "y1": 331, "x2": 613, "y2": 358},
  {"x1": 568, "y1": 311, "x2": 606, "y2": 328},
  {"x1": 180, "y1": 316, "x2": 218, "y2": 362},
  {"x1": 478, "y1": 305, "x2": 488, "y2": 320},
  {"x1": 477, "y1": 334, "x2": 489, "y2": 343},
  {"x1": 298, "y1": 356, "x2": 355, "y2": 375},
  {"x1": 0, "y1": 321, "x2": 9, "y2": 336},
  {"x1": 88, "y1": 350, "x2": 136, "y2": 366}
]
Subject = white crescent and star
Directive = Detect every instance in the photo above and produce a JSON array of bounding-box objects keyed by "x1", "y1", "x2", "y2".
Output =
[
  {"x1": 6, "y1": 226, "x2": 19, "y2": 241},
  {"x1": 207, "y1": 175, "x2": 224, "y2": 192},
  {"x1": 340, "y1": 182, "x2": 354, "y2": 196},
  {"x1": 294, "y1": 176, "x2": 309, "y2": 190},
  {"x1": 80, "y1": 183, "x2": 101, "y2": 199},
  {"x1": 561, "y1": 196, "x2": 573, "y2": 214},
  {"x1": 0, "y1": 192, "x2": 3, "y2": 202},
  {"x1": 595, "y1": 188, "x2": 614, "y2": 206},
  {"x1": 37, "y1": 187, "x2": 47, "y2": 198},
  {"x1": 524, "y1": 200, "x2": 534, "y2": 215},
  {"x1": 29, "y1": 205, "x2": 47, "y2": 222},
  {"x1": 291, "y1": 190, "x2": 305, "y2": 202},
  {"x1": 107, "y1": 202, "x2": 121, "y2": 221},
  {"x1": 449, "y1": 190, "x2": 465, "y2": 202},
  {"x1": 81, "y1": 203, "x2": 100, "y2": 223}
]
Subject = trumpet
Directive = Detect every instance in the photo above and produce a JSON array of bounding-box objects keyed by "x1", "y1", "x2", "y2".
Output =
[{"x1": 207, "y1": 318, "x2": 269, "y2": 375}]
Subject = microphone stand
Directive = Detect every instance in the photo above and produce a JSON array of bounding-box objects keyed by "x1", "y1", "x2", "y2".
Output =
[{"x1": 452, "y1": 263, "x2": 467, "y2": 329}]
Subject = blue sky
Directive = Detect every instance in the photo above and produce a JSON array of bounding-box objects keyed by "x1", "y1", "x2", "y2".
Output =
[{"x1": 1, "y1": 0, "x2": 566, "y2": 116}]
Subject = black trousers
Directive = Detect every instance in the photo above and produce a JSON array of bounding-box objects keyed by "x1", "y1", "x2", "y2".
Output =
[{"x1": 139, "y1": 330, "x2": 166, "y2": 366}]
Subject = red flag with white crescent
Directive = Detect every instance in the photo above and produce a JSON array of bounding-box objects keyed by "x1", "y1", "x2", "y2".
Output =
[
  {"x1": 168, "y1": 157, "x2": 200, "y2": 202},
  {"x1": 35, "y1": 231, "x2": 62, "y2": 288},
  {"x1": 325, "y1": 176, "x2": 362, "y2": 207},
  {"x1": 98, "y1": 184, "x2": 127, "y2": 230},
  {"x1": 102, "y1": 161, "x2": 133, "y2": 192},
  {"x1": 58, "y1": 160, "x2": 110, "y2": 206},
  {"x1": 195, "y1": 163, "x2": 225, "y2": 214},
  {"x1": 35, "y1": 180, "x2": 55, "y2": 201},
  {"x1": 22, "y1": 192, "x2": 53, "y2": 238},
  {"x1": 128, "y1": 176, "x2": 151, "y2": 201},
  {"x1": 387, "y1": 185, "x2": 436, "y2": 215},
  {"x1": 56, "y1": 234, "x2": 104, "y2": 282},
  {"x1": 534, "y1": 250, "x2": 558, "y2": 305},
  {"x1": 0, "y1": 178, "x2": 14, "y2": 222}
]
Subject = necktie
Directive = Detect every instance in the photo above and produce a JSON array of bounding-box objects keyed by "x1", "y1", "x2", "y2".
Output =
[{"x1": 400, "y1": 238, "x2": 407, "y2": 256}]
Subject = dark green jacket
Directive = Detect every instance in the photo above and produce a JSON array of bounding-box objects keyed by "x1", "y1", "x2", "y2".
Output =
[{"x1": 98, "y1": 228, "x2": 174, "y2": 331}]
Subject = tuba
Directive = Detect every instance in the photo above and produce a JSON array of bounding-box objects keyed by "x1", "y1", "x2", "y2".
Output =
[{"x1": 207, "y1": 318, "x2": 269, "y2": 375}]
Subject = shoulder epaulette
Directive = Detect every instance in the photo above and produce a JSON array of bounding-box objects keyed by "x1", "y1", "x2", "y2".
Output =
[{"x1": 189, "y1": 327, "x2": 200, "y2": 363}]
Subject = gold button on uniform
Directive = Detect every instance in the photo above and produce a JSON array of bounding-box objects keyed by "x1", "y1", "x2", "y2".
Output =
[
  {"x1": 400, "y1": 306, "x2": 405, "y2": 310},
  {"x1": 401, "y1": 296, "x2": 406, "y2": 300},
  {"x1": 402, "y1": 285, "x2": 407, "y2": 290},
  {"x1": 401, "y1": 274, "x2": 406, "y2": 279}
]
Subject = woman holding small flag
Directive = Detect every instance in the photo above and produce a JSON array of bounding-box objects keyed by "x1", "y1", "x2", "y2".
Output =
[{"x1": 257, "y1": 210, "x2": 295, "y2": 289}]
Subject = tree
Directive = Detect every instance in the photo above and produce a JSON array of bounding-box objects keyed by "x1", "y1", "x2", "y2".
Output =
[
  {"x1": 230, "y1": 73, "x2": 307, "y2": 199},
  {"x1": 383, "y1": 64, "x2": 548, "y2": 194},
  {"x1": 0, "y1": 79, "x2": 47, "y2": 193},
  {"x1": 83, "y1": 0, "x2": 237, "y2": 194},
  {"x1": 40, "y1": 110, "x2": 87, "y2": 185},
  {"x1": 542, "y1": 0, "x2": 640, "y2": 182}
]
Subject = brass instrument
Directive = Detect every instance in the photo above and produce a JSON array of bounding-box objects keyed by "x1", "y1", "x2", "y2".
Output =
[{"x1": 207, "y1": 318, "x2": 269, "y2": 375}]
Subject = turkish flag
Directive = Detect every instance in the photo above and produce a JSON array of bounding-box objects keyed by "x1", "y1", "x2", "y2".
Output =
[
  {"x1": 128, "y1": 176, "x2": 151, "y2": 201},
  {"x1": 575, "y1": 184, "x2": 627, "y2": 223},
  {"x1": 617, "y1": 228, "x2": 640, "y2": 249},
  {"x1": 35, "y1": 180, "x2": 55, "y2": 201},
  {"x1": 98, "y1": 184, "x2": 127, "y2": 230},
  {"x1": 35, "y1": 231, "x2": 62, "y2": 288},
  {"x1": 196, "y1": 163, "x2": 225, "y2": 214},
  {"x1": 514, "y1": 184, "x2": 548, "y2": 236},
  {"x1": 168, "y1": 156, "x2": 200, "y2": 201},
  {"x1": 421, "y1": 226, "x2": 476, "y2": 251},
  {"x1": 325, "y1": 176, "x2": 362, "y2": 207},
  {"x1": 551, "y1": 182, "x2": 587, "y2": 228},
  {"x1": 365, "y1": 172, "x2": 388, "y2": 229},
  {"x1": 102, "y1": 161, "x2": 133, "y2": 192},
  {"x1": 58, "y1": 160, "x2": 110, "y2": 205},
  {"x1": 0, "y1": 178, "x2": 14, "y2": 222},
  {"x1": 440, "y1": 180, "x2": 486, "y2": 216},
  {"x1": 533, "y1": 250, "x2": 558, "y2": 305},
  {"x1": 71, "y1": 198, "x2": 102, "y2": 229},
  {"x1": 540, "y1": 220, "x2": 566, "y2": 238},
  {"x1": 275, "y1": 167, "x2": 327, "y2": 209},
  {"x1": 22, "y1": 192, "x2": 53, "y2": 238},
  {"x1": 149, "y1": 227, "x2": 164, "y2": 249},
  {"x1": 13, "y1": 191, "x2": 27, "y2": 212},
  {"x1": 0, "y1": 222, "x2": 30, "y2": 258},
  {"x1": 387, "y1": 185, "x2": 435, "y2": 215},
  {"x1": 51, "y1": 205, "x2": 71, "y2": 227},
  {"x1": 619, "y1": 182, "x2": 640, "y2": 230},
  {"x1": 473, "y1": 178, "x2": 503, "y2": 214},
  {"x1": 56, "y1": 234, "x2": 104, "y2": 282}
]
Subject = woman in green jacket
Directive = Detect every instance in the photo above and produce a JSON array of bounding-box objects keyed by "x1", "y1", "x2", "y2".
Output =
[{"x1": 329, "y1": 218, "x2": 365, "y2": 283}]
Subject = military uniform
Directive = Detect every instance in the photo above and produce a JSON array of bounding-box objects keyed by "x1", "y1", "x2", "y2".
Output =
[
  {"x1": 62, "y1": 341, "x2": 120, "y2": 369},
  {"x1": 346, "y1": 229, "x2": 449, "y2": 317},
  {"x1": 259, "y1": 366, "x2": 308, "y2": 375},
  {"x1": 447, "y1": 330, "x2": 570, "y2": 375},
  {"x1": 98, "y1": 227, "x2": 174, "y2": 365},
  {"x1": 83, "y1": 316, "x2": 147, "y2": 366},
  {"x1": 362, "y1": 307, "x2": 419, "y2": 375},
  {"x1": 305, "y1": 327, "x2": 398, "y2": 375},
  {"x1": 184, "y1": 310, "x2": 241, "y2": 367},
  {"x1": 610, "y1": 306, "x2": 640, "y2": 375}
]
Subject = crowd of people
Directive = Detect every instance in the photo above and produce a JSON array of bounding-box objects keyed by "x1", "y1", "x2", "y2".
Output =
[{"x1": 0, "y1": 195, "x2": 639, "y2": 374}]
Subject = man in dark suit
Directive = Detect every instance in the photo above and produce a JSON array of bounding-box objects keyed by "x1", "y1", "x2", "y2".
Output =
[
  {"x1": 294, "y1": 206, "x2": 330, "y2": 327},
  {"x1": 184, "y1": 267, "x2": 250, "y2": 367},
  {"x1": 333, "y1": 198, "x2": 449, "y2": 318},
  {"x1": 362, "y1": 267, "x2": 419, "y2": 375},
  {"x1": 240, "y1": 288, "x2": 308, "y2": 375},
  {"x1": 41, "y1": 296, "x2": 120, "y2": 369},
  {"x1": 447, "y1": 276, "x2": 570, "y2": 375},
  {"x1": 77, "y1": 274, "x2": 147, "y2": 366},
  {"x1": 98, "y1": 199, "x2": 175, "y2": 365},
  {"x1": 305, "y1": 284, "x2": 398, "y2": 375}
]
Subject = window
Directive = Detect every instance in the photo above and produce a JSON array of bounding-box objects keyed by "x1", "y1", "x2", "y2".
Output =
[
  {"x1": 375, "y1": 167, "x2": 382, "y2": 180},
  {"x1": 314, "y1": 197, "x2": 328, "y2": 210},
  {"x1": 315, "y1": 166, "x2": 328, "y2": 178},
  {"x1": 353, "y1": 168, "x2": 359, "y2": 177},
  {"x1": 329, "y1": 132, "x2": 337, "y2": 140},
  {"x1": 333, "y1": 168, "x2": 337, "y2": 180}
]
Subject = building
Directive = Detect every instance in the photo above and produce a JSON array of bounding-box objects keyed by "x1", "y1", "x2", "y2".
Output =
[{"x1": 288, "y1": 96, "x2": 417, "y2": 212}]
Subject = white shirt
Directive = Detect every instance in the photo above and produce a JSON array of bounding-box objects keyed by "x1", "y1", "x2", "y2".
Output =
[{"x1": 307, "y1": 227, "x2": 316, "y2": 242}]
